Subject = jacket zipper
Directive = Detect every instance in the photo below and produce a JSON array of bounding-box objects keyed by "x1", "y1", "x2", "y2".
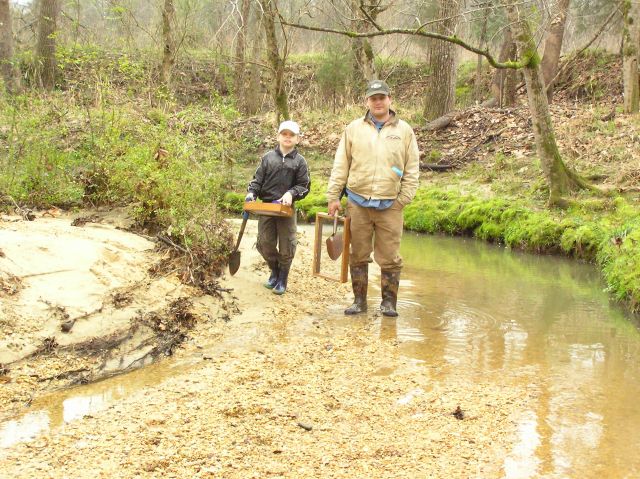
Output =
[{"x1": 371, "y1": 121, "x2": 384, "y2": 199}]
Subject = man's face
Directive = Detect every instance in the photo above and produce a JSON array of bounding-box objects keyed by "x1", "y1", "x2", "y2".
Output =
[
  {"x1": 278, "y1": 130, "x2": 299, "y2": 149},
  {"x1": 366, "y1": 93, "x2": 391, "y2": 118}
]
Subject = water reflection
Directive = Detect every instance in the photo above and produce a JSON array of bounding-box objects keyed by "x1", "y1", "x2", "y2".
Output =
[
  {"x1": 0, "y1": 392, "x2": 116, "y2": 448},
  {"x1": 391, "y1": 233, "x2": 640, "y2": 477},
  {"x1": 504, "y1": 410, "x2": 541, "y2": 479},
  {"x1": 0, "y1": 360, "x2": 179, "y2": 448},
  {"x1": 0, "y1": 411, "x2": 50, "y2": 448},
  {"x1": 313, "y1": 231, "x2": 640, "y2": 479}
]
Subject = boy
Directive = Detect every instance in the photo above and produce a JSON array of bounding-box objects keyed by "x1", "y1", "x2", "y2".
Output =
[{"x1": 245, "y1": 120, "x2": 310, "y2": 295}]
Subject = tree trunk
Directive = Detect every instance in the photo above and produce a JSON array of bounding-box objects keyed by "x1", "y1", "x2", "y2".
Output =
[
  {"x1": 36, "y1": 0, "x2": 58, "y2": 90},
  {"x1": 160, "y1": 0, "x2": 176, "y2": 87},
  {"x1": 474, "y1": 4, "x2": 489, "y2": 104},
  {"x1": 489, "y1": 29, "x2": 518, "y2": 107},
  {"x1": 352, "y1": 38, "x2": 376, "y2": 81},
  {"x1": 506, "y1": 3, "x2": 590, "y2": 205},
  {"x1": 0, "y1": 0, "x2": 20, "y2": 93},
  {"x1": 73, "y1": 0, "x2": 80, "y2": 43},
  {"x1": 350, "y1": 0, "x2": 377, "y2": 82},
  {"x1": 234, "y1": 0, "x2": 251, "y2": 108},
  {"x1": 623, "y1": 0, "x2": 640, "y2": 113},
  {"x1": 262, "y1": 0, "x2": 289, "y2": 122},
  {"x1": 423, "y1": 0, "x2": 460, "y2": 121},
  {"x1": 540, "y1": 0, "x2": 571, "y2": 103},
  {"x1": 245, "y1": 36, "x2": 262, "y2": 115}
]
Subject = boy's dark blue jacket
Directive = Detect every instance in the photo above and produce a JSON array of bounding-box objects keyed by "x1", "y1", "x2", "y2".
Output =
[{"x1": 248, "y1": 146, "x2": 310, "y2": 203}]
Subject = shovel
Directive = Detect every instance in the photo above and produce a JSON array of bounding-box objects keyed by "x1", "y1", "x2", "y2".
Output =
[
  {"x1": 228, "y1": 211, "x2": 249, "y2": 276},
  {"x1": 326, "y1": 214, "x2": 343, "y2": 261}
]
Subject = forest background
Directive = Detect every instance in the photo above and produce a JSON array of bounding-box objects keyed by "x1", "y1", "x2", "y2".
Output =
[{"x1": 1, "y1": 0, "x2": 640, "y2": 311}]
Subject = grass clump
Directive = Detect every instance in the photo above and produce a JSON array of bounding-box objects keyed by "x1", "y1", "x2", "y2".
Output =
[{"x1": 0, "y1": 89, "x2": 242, "y2": 271}]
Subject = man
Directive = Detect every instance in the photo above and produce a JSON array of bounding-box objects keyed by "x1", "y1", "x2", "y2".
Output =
[{"x1": 327, "y1": 79, "x2": 419, "y2": 317}]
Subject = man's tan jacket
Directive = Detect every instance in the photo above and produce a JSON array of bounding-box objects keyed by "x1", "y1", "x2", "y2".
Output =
[{"x1": 327, "y1": 113, "x2": 420, "y2": 206}]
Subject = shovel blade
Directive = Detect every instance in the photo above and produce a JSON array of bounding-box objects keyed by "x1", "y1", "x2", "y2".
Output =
[
  {"x1": 326, "y1": 233, "x2": 343, "y2": 260},
  {"x1": 228, "y1": 212, "x2": 249, "y2": 276},
  {"x1": 228, "y1": 250, "x2": 241, "y2": 275}
]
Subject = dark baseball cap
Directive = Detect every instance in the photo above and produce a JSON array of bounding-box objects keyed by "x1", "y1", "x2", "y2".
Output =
[{"x1": 365, "y1": 80, "x2": 390, "y2": 98}]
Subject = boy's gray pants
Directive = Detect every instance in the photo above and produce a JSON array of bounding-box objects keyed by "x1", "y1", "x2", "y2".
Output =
[{"x1": 256, "y1": 214, "x2": 297, "y2": 269}]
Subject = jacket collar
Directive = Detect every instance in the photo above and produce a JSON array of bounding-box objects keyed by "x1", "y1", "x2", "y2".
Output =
[
  {"x1": 276, "y1": 145, "x2": 298, "y2": 159},
  {"x1": 364, "y1": 109, "x2": 398, "y2": 127}
]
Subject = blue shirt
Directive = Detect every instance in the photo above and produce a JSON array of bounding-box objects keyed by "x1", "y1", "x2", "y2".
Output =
[
  {"x1": 368, "y1": 113, "x2": 386, "y2": 132},
  {"x1": 347, "y1": 189, "x2": 394, "y2": 210}
]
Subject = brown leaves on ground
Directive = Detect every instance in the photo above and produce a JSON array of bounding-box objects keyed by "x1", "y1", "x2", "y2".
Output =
[
  {"x1": 416, "y1": 105, "x2": 535, "y2": 168},
  {"x1": 71, "y1": 214, "x2": 102, "y2": 227},
  {"x1": 0, "y1": 273, "x2": 22, "y2": 296}
]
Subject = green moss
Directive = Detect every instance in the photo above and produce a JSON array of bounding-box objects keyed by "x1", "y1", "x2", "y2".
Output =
[
  {"x1": 403, "y1": 188, "x2": 640, "y2": 311},
  {"x1": 560, "y1": 223, "x2": 606, "y2": 257},
  {"x1": 296, "y1": 182, "x2": 332, "y2": 221},
  {"x1": 427, "y1": 150, "x2": 442, "y2": 162}
]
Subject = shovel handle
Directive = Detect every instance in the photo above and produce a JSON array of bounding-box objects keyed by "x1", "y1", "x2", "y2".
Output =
[
  {"x1": 234, "y1": 211, "x2": 249, "y2": 251},
  {"x1": 332, "y1": 213, "x2": 338, "y2": 235}
]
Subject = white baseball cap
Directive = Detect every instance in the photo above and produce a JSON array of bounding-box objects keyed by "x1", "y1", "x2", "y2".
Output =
[{"x1": 278, "y1": 120, "x2": 300, "y2": 135}]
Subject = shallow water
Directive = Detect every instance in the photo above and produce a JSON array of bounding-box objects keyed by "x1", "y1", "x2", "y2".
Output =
[
  {"x1": 356, "y1": 233, "x2": 640, "y2": 478},
  {"x1": 3, "y1": 232, "x2": 640, "y2": 478}
]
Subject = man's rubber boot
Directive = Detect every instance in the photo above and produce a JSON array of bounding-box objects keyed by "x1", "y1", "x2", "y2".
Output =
[
  {"x1": 345, "y1": 264, "x2": 368, "y2": 315},
  {"x1": 264, "y1": 263, "x2": 279, "y2": 290},
  {"x1": 272, "y1": 265, "x2": 290, "y2": 295},
  {"x1": 380, "y1": 270, "x2": 400, "y2": 317}
]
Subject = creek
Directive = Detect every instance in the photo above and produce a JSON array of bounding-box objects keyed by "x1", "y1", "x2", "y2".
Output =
[{"x1": 2, "y1": 231, "x2": 640, "y2": 477}]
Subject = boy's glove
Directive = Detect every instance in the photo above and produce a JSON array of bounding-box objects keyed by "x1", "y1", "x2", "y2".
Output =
[
  {"x1": 280, "y1": 191, "x2": 293, "y2": 206},
  {"x1": 245, "y1": 192, "x2": 255, "y2": 202}
]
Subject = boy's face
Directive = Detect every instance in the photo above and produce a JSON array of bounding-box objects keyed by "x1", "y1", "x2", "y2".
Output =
[{"x1": 278, "y1": 130, "x2": 299, "y2": 150}]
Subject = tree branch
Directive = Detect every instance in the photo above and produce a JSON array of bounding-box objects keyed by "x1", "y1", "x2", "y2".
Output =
[
  {"x1": 358, "y1": 5, "x2": 383, "y2": 32},
  {"x1": 280, "y1": 21, "x2": 527, "y2": 69}
]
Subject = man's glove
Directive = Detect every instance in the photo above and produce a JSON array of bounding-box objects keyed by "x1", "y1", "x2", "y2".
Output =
[
  {"x1": 245, "y1": 192, "x2": 255, "y2": 202},
  {"x1": 280, "y1": 191, "x2": 293, "y2": 206}
]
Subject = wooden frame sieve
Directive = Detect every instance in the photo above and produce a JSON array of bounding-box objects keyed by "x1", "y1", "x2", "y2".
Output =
[{"x1": 312, "y1": 212, "x2": 350, "y2": 283}]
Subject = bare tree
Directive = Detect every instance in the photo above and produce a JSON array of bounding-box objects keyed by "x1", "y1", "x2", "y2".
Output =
[
  {"x1": 474, "y1": 1, "x2": 489, "y2": 104},
  {"x1": 544, "y1": 6, "x2": 619, "y2": 99},
  {"x1": 622, "y1": 0, "x2": 639, "y2": 113},
  {"x1": 261, "y1": 0, "x2": 289, "y2": 121},
  {"x1": 350, "y1": 0, "x2": 381, "y2": 82},
  {"x1": 234, "y1": 0, "x2": 252, "y2": 106},
  {"x1": 424, "y1": 0, "x2": 461, "y2": 121},
  {"x1": 504, "y1": 2, "x2": 590, "y2": 205},
  {"x1": 36, "y1": 0, "x2": 59, "y2": 89},
  {"x1": 488, "y1": 29, "x2": 518, "y2": 107},
  {"x1": 540, "y1": 0, "x2": 571, "y2": 102},
  {"x1": 160, "y1": 0, "x2": 176, "y2": 87},
  {"x1": 0, "y1": 0, "x2": 20, "y2": 93}
]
